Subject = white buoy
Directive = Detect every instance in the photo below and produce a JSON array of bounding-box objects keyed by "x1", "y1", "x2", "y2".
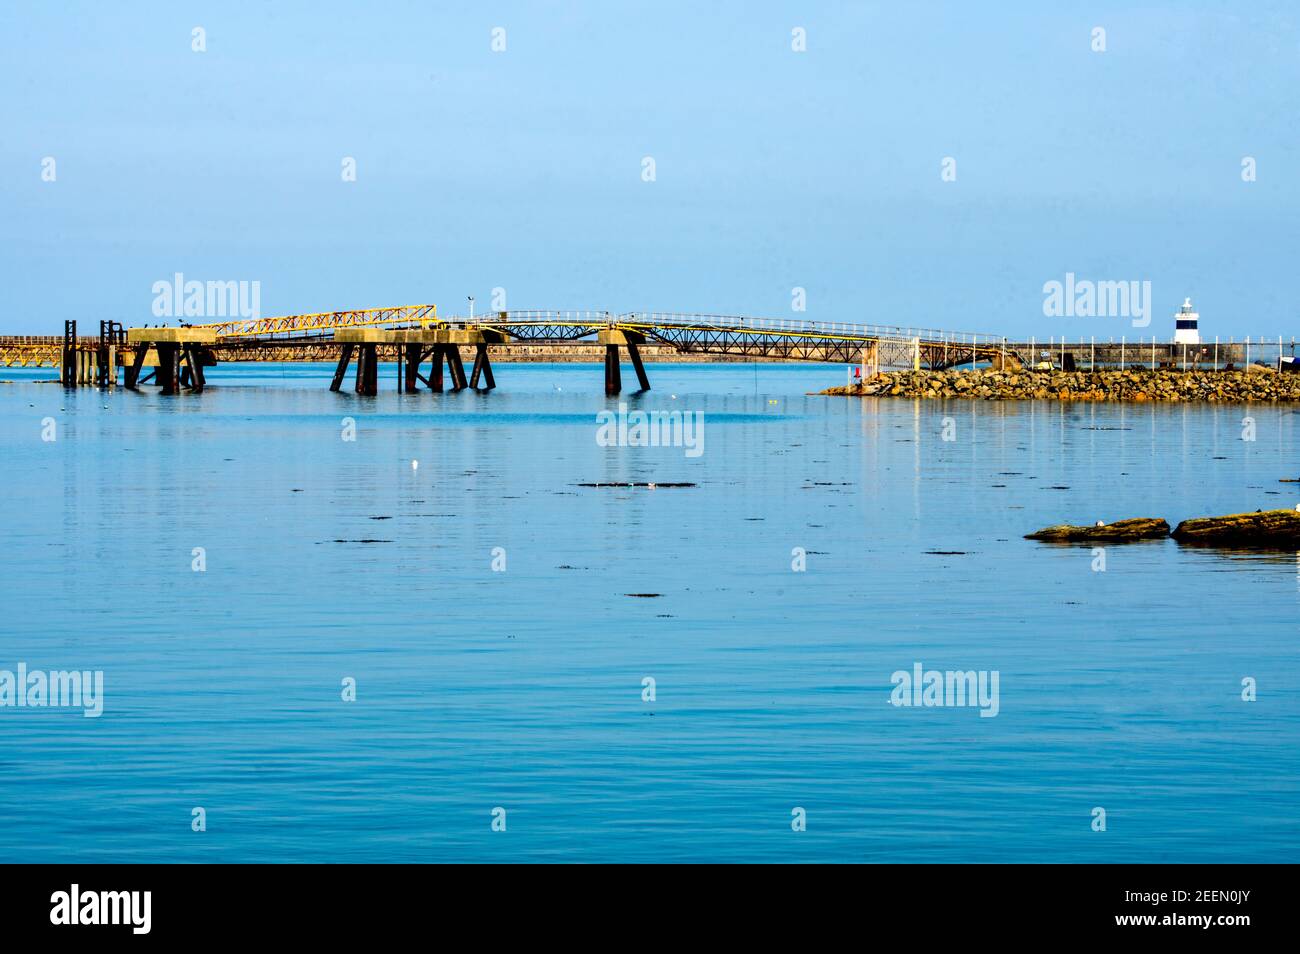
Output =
[{"x1": 411, "y1": 460, "x2": 419, "y2": 471}]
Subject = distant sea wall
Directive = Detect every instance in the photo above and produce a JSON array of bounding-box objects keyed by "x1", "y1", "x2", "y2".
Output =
[{"x1": 822, "y1": 367, "x2": 1300, "y2": 402}]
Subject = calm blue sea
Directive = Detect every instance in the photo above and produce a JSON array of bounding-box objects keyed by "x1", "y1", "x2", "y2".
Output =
[{"x1": 0, "y1": 361, "x2": 1297, "y2": 862}]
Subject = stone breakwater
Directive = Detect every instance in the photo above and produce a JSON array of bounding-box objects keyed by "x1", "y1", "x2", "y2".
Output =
[{"x1": 822, "y1": 367, "x2": 1300, "y2": 403}]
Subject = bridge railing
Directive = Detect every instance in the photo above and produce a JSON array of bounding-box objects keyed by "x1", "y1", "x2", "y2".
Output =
[
  {"x1": 476, "y1": 310, "x2": 612, "y2": 326},
  {"x1": 202, "y1": 304, "x2": 442, "y2": 340}
]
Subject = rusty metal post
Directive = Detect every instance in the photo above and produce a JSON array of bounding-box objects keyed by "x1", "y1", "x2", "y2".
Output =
[
  {"x1": 469, "y1": 344, "x2": 496, "y2": 390},
  {"x1": 355, "y1": 343, "x2": 378, "y2": 395},
  {"x1": 331, "y1": 344, "x2": 354, "y2": 391},
  {"x1": 446, "y1": 346, "x2": 469, "y2": 391},
  {"x1": 157, "y1": 343, "x2": 179, "y2": 395},
  {"x1": 626, "y1": 341, "x2": 650, "y2": 391},
  {"x1": 429, "y1": 345, "x2": 445, "y2": 392},
  {"x1": 604, "y1": 344, "x2": 622, "y2": 395},
  {"x1": 404, "y1": 344, "x2": 421, "y2": 392}
]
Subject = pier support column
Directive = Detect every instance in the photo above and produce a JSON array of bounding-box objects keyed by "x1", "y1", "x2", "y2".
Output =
[
  {"x1": 123, "y1": 328, "x2": 218, "y2": 394},
  {"x1": 403, "y1": 344, "x2": 421, "y2": 393},
  {"x1": 97, "y1": 320, "x2": 124, "y2": 388},
  {"x1": 354, "y1": 343, "x2": 378, "y2": 396},
  {"x1": 598, "y1": 328, "x2": 650, "y2": 396},
  {"x1": 469, "y1": 344, "x2": 496, "y2": 390},
  {"x1": 184, "y1": 347, "x2": 207, "y2": 392},
  {"x1": 429, "y1": 345, "x2": 445, "y2": 392},
  {"x1": 354, "y1": 345, "x2": 367, "y2": 393},
  {"x1": 330, "y1": 330, "x2": 388, "y2": 395},
  {"x1": 335, "y1": 327, "x2": 507, "y2": 395},
  {"x1": 330, "y1": 344, "x2": 354, "y2": 391},
  {"x1": 626, "y1": 341, "x2": 651, "y2": 392},
  {"x1": 604, "y1": 345, "x2": 622, "y2": 396},
  {"x1": 446, "y1": 346, "x2": 469, "y2": 391},
  {"x1": 156, "y1": 343, "x2": 180, "y2": 395},
  {"x1": 61, "y1": 320, "x2": 77, "y2": 387},
  {"x1": 126, "y1": 346, "x2": 148, "y2": 390}
]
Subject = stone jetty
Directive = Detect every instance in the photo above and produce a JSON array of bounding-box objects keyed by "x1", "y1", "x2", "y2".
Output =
[{"x1": 823, "y1": 367, "x2": 1300, "y2": 402}]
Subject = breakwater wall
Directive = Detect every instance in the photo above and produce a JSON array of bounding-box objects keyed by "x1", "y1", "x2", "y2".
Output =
[{"x1": 823, "y1": 367, "x2": 1300, "y2": 402}]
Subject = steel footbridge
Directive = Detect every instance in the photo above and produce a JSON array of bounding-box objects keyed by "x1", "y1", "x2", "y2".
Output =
[{"x1": 9, "y1": 306, "x2": 1012, "y2": 395}]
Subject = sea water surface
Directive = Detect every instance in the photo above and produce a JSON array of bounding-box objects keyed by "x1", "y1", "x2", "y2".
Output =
[{"x1": 1, "y1": 362, "x2": 1297, "y2": 862}]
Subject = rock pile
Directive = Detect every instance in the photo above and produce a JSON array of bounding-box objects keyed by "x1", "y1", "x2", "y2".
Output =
[
  {"x1": 823, "y1": 367, "x2": 1300, "y2": 402},
  {"x1": 1170, "y1": 509, "x2": 1300, "y2": 545},
  {"x1": 1024, "y1": 518, "x2": 1171, "y2": 542},
  {"x1": 1026, "y1": 510, "x2": 1300, "y2": 547}
]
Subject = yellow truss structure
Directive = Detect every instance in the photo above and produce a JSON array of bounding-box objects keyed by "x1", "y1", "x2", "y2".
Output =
[
  {"x1": 0, "y1": 343, "x2": 62, "y2": 367},
  {"x1": 198, "y1": 304, "x2": 440, "y2": 339}
]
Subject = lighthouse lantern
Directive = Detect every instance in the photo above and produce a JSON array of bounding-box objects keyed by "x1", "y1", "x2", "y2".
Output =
[{"x1": 1174, "y1": 297, "x2": 1200, "y2": 345}]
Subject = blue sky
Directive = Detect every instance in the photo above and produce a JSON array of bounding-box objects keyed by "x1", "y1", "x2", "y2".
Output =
[{"x1": 2, "y1": 1, "x2": 1298, "y2": 339}]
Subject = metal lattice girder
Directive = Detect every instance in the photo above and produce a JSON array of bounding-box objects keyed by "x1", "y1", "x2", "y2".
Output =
[
  {"x1": 166, "y1": 304, "x2": 443, "y2": 341},
  {"x1": 0, "y1": 343, "x2": 63, "y2": 367}
]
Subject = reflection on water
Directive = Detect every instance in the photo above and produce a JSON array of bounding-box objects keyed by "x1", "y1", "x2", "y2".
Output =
[{"x1": 0, "y1": 362, "x2": 1297, "y2": 862}]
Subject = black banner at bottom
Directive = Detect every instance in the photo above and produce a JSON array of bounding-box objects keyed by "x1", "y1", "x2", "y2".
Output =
[{"x1": 0, "y1": 864, "x2": 1277, "y2": 940}]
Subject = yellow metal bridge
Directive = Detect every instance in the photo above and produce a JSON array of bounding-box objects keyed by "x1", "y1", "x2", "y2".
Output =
[{"x1": 6, "y1": 305, "x2": 1013, "y2": 394}]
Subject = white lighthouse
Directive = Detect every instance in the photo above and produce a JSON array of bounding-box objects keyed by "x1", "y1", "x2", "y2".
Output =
[{"x1": 1173, "y1": 297, "x2": 1201, "y2": 345}]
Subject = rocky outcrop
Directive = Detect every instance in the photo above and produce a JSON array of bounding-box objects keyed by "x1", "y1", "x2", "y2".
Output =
[
  {"x1": 1025, "y1": 518, "x2": 1170, "y2": 542},
  {"x1": 822, "y1": 368, "x2": 1300, "y2": 403},
  {"x1": 1170, "y1": 509, "x2": 1300, "y2": 546}
]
